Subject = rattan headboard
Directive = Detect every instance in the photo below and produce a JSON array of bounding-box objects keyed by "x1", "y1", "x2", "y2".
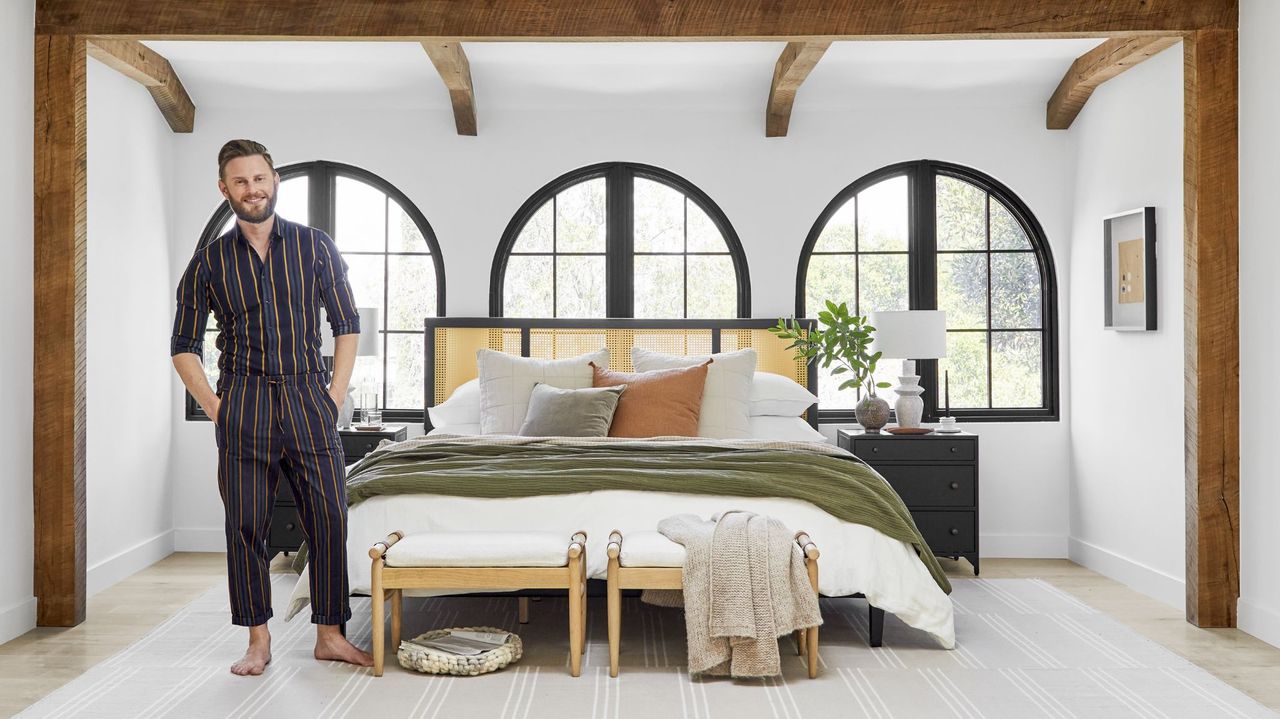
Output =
[{"x1": 423, "y1": 317, "x2": 818, "y2": 431}]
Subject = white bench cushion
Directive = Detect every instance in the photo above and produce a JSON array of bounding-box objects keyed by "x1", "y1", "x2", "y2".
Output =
[
  {"x1": 618, "y1": 531, "x2": 686, "y2": 568},
  {"x1": 385, "y1": 531, "x2": 571, "y2": 568}
]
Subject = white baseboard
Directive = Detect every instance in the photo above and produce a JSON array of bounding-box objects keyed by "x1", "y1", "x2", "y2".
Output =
[
  {"x1": 88, "y1": 530, "x2": 176, "y2": 597},
  {"x1": 1068, "y1": 536, "x2": 1184, "y2": 608},
  {"x1": 174, "y1": 527, "x2": 227, "y2": 553},
  {"x1": 1239, "y1": 596, "x2": 1280, "y2": 649},
  {"x1": 981, "y1": 533, "x2": 1068, "y2": 558},
  {"x1": 0, "y1": 596, "x2": 37, "y2": 646}
]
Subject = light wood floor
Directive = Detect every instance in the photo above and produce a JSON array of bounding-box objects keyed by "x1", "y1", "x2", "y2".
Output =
[{"x1": 1, "y1": 555, "x2": 1278, "y2": 716}]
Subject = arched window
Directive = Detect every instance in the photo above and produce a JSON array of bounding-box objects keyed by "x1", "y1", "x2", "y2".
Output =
[
  {"x1": 798, "y1": 160, "x2": 1058, "y2": 422},
  {"x1": 186, "y1": 160, "x2": 445, "y2": 421},
  {"x1": 492, "y1": 162, "x2": 750, "y2": 318}
]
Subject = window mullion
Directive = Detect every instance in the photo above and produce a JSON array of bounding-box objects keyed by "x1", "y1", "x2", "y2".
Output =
[
  {"x1": 914, "y1": 162, "x2": 941, "y2": 420},
  {"x1": 606, "y1": 165, "x2": 634, "y2": 317}
]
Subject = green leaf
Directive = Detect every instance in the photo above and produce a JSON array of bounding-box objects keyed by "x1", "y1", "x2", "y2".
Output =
[{"x1": 876, "y1": 381, "x2": 892, "y2": 389}]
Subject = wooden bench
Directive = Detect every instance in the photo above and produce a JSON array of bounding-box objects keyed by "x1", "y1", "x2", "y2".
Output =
[
  {"x1": 605, "y1": 529, "x2": 821, "y2": 678},
  {"x1": 369, "y1": 529, "x2": 588, "y2": 677}
]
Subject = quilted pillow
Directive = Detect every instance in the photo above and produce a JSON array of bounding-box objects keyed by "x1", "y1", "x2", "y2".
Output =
[
  {"x1": 478, "y1": 348, "x2": 609, "y2": 434},
  {"x1": 631, "y1": 347, "x2": 756, "y2": 438},
  {"x1": 591, "y1": 361, "x2": 709, "y2": 438}
]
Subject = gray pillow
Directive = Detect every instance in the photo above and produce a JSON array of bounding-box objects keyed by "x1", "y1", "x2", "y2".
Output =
[{"x1": 518, "y1": 383, "x2": 625, "y2": 437}]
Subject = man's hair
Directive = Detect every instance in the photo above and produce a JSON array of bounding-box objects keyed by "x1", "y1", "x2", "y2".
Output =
[{"x1": 217, "y1": 139, "x2": 274, "y2": 180}]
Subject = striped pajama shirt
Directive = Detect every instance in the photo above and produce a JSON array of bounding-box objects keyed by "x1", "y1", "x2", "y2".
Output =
[{"x1": 171, "y1": 214, "x2": 360, "y2": 626}]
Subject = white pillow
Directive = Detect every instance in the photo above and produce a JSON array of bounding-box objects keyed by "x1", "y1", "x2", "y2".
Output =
[
  {"x1": 631, "y1": 347, "x2": 755, "y2": 438},
  {"x1": 428, "y1": 423, "x2": 482, "y2": 436},
  {"x1": 427, "y1": 378, "x2": 481, "y2": 428},
  {"x1": 748, "y1": 416, "x2": 828, "y2": 443},
  {"x1": 478, "y1": 348, "x2": 609, "y2": 434},
  {"x1": 750, "y1": 372, "x2": 819, "y2": 417}
]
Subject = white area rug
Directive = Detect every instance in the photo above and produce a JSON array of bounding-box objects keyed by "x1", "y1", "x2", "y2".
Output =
[{"x1": 16, "y1": 576, "x2": 1276, "y2": 718}]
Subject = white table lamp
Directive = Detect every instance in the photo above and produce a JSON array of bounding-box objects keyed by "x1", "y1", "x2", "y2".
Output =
[
  {"x1": 321, "y1": 307, "x2": 381, "y2": 428},
  {"x1": 867, "y1": 311, "x2": 947, "y2": 429}
]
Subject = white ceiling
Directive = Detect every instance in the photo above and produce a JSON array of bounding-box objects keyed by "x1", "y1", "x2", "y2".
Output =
[{"x1": 142, "y1": 39, "x2": 1109, "y2": 111}]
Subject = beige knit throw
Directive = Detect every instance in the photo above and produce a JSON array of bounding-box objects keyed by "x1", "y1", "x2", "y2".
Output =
[{"x1": 646, "y1": 511, "x2": 822, "y2": 678}]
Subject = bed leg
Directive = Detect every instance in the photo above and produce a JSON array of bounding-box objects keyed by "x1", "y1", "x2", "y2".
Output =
[
  {"x1": 869, "y1": 605, "x2": 884, "y2": 648},
  {"x1": 519, "y1": 596, "x2": 530, "y2": 624}
]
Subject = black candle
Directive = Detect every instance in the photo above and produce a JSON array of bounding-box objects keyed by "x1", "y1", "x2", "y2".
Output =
[{"x1": 944, "y1": 370, "x2": 950, "y2": 416}]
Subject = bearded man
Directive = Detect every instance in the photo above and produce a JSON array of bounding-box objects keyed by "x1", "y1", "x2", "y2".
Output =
[{"x1": 170, "y1": 139, "x2": 372, "y2": 675}]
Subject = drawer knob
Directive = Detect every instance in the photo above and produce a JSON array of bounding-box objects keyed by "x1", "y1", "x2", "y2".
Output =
[
  {"x1": 871, "y1": 447, "x2": 879, "y2": 453},
  {"x1": 950, "y1": 446, "x2": 957, "y2": 453},
  {"x1": 949, "y1": 528, "x2": 960, "y2": 536},
  {"x1": 285, "y1": 523, "x2": 296, "y2": 531},
  {"x1": 950, "y1": 481, "x2": 960, "y2": 490}
]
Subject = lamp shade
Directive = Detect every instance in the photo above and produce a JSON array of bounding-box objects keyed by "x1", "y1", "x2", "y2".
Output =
[
  {"x1": 867, "y1": 310, "x2": 947, "y2": 359},
  {"x1": 320, "y1": 307, "x2": 382, "y2": 357}
]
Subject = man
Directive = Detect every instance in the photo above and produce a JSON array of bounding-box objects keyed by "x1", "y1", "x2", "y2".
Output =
[{"x1": 171, "y1": 139, "x2": 373, "y2": 675}]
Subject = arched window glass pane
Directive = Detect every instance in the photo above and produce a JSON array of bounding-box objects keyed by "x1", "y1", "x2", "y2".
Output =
[
  {"x1": 799, "y1": 161, "x2": 1056, "y2": 420},
  {"x1": 192, "y1": 163, "x2": 443, "y2": 420},
  {"x1": 496, "y1": 163, "x2": 748, "y2": 320}
]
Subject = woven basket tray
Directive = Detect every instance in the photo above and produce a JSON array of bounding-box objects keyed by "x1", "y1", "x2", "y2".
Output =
[{"x1": 397, "y1": 627, "x2": 523, "y2": 676}]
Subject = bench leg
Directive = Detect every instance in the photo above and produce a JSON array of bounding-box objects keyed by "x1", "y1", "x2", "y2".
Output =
[
  {"x1": 794, "y1": 629, "x2": 806, "y2": 656},
  {"x1": 372, "y1": 560, "x2": 385, "y2": 677},
  {"x1": 806, "y1": 625, "x2": 819, "y2": 679},
  {"x1": 607, "y1": 563, "x2": 621, "y2": 677},
  {"x1": 519, "y1": 596, "x2": 530, "y2": 624},
  {"x1": 390, "y1": 589, "x2": 402, "y2": 653},
  {"x1": 568, "y1": 553, "x2": 583, "y2": 677}
]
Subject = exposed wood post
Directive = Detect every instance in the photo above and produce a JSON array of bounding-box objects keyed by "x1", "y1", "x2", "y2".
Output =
[
  {"x1": 765, "y1": 41, "x2": 830, "y2": 137},
  {"x1": 85, "y1": 37, "x2": 196, "y2": 133},
  {"x1": 421, "y1": 41, "x2": 477, "y2": 136},
  {"x1": 1184, "y1": 28, "x2": 1239, "y2": 628},
  {"x1": 1046, "y1": 35, "x2": 1181, "y2": 130},
  {"x1": 33, "y1": 33, "x2": 88, "y2": 628}
]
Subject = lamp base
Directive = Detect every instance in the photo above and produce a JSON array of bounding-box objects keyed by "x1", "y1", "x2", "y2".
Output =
[{"x1": 893, "y1": 374, "x2": 925, "y2": 428}]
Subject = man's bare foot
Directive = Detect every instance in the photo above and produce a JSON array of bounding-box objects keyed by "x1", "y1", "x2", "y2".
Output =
[
  {"x1": 314, "y1": 625, "x2": 374, "y2": 667},
  {"x1": 231, "y1": 626, "x2": 272, "y2": 676}
]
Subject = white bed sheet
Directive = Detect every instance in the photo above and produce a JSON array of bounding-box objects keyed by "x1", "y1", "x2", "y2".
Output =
[{"x1": 286, "y1": 490, "x2": 956, "y2": 648}]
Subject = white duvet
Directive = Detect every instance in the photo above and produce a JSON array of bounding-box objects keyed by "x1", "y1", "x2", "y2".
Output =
[{"x1": 285, "y1": 439, "x2": 956, "y2": 648}]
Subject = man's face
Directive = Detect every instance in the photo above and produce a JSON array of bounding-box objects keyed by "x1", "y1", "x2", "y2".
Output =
[{"x1": 219, "y1": 155, "x2": 279, "y2": 225}]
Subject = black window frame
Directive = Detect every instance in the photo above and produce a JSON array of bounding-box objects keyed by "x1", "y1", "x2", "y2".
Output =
[
  {"x1": 796, "y1": 159, "x2": 1059, "y2": 424},
  {"x1": 490, "y1": 161, "x2": 751, "y2": 318},
  {"x1": 184, "y1": 160, "x2": 446, "y2": 422}
]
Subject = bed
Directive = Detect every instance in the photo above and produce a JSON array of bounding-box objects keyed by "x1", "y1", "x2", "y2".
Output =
[{"x1": 286, "y1": 318, "x2": 956, "y2": 648}]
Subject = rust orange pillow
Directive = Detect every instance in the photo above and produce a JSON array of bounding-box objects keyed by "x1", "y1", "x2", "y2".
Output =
[{"x1": 590, "y1": 360, "x2": 711, "y2": 438}]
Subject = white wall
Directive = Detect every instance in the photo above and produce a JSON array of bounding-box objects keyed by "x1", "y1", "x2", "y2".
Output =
[
  {"x1": 1239, "y1": 0, "x2": 1280, "y2": 648},
  {"x1": 169, "y1": 100, "x2": 1074, "y2": 554},
  {"x1": 1066, "y1": 46, "x2": 1185, "y2": 607},
  {"x1": 0, "y1": 0, "x2": 36, "y2": 645},
  {"x1": 85, "y1": 60, "x2": 177, "y2": 595}
]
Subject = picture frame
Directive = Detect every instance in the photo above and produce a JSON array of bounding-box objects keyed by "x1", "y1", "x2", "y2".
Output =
[{"x1": 1103, "y1": 207, "x2": 1157, "y2": 331}]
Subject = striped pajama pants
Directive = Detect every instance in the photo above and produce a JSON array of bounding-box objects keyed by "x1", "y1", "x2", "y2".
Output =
[{"x1": 215, "y1": 372, "x2": 350, "y2": 626}]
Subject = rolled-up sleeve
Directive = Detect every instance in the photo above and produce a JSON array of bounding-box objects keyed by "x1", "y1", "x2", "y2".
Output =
[
  {"x1": 316, "y1": 231, "x2": 361, "y2": 337},
  {"x1": 170, "y1": 250, "x2": 210, "y2": 357}
]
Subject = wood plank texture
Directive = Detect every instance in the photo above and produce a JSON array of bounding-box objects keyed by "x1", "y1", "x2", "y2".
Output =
[
  {"x1": 420, "y1": 41, "x2": 477, "y2": 136},
  {"x1": 1046, "y1": 35, "x2": 1181, "y2": 130},
  {"x1": 765, "y1": 41, "x2": 830, "y2": 137},
  {"x1": 33, "y1": 34, "x2": 88, "y2": 628},
  {"x1": 35, "y1": 0, "x2": 1237, "y2": 39},
  {"x1": 1183, "y1": 29, "x2": 1240, "y2": 628},
  {"x1": 85, "y1": 38, "x2": 195, "y2": 133}
]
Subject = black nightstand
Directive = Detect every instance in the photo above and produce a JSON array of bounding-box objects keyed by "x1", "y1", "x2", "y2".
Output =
[
  {"x1": 268, "y1": 424, "x2": 409, "y2": 556},
  {"x1": 837, "y1": 428, "x2": 980, "y2": 574}
]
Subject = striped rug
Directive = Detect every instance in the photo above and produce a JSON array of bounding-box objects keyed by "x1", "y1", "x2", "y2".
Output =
[{"x1": 16, "y1": 576, "x2": 1275, "y2": 718}]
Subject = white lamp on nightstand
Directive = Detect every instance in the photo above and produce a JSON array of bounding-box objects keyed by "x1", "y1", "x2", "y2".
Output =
[
  {"x1": 867, "y1": 311, "x2": 947, "y2": 429},
  {"x1": 321, "y1": 307, "x2": 382, "y2": 428}
]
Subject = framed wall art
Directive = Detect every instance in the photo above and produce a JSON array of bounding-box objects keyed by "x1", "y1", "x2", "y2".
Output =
[{"x1": 1103, "y1": 207, "x2": 1157, "y2": 331}]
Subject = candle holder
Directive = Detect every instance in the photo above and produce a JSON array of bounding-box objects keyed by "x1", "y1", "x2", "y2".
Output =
[{"x1": 937, "y1": 369, "x2": 961, "y2": 433}]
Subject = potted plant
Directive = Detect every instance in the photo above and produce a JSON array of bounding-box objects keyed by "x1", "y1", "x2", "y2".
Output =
[{"x1": 770, "y1": 300, "x2": 893, "y2": 432}]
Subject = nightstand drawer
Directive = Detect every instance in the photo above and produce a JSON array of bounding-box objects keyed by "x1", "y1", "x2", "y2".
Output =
[
  {"x1": 270, "y1": 505, "x2": 306, "y2": 550},
  {"x1": 853, "y1": 437, "x2": 975, "y2": 462},
  {"x1": 912, "y1": 511, "x2": 976, "y2": 553},
  {"x1": 878, "y1": 465, "x2": 975, "y2": 507},
  {"x1": 341, "y1": 433, "x2": 386, "y2": 461}
]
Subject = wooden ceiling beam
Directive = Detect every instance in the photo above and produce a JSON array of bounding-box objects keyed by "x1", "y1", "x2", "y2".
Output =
[
  {"x1": 765, "y1": 41, "x2": 830, "y2": 138},
  {"x1": 36, "y1": 0, "x2": 1237, "y2": 39},
  {"x1": 421, "y1": 41, "x2": 477, "y2": 136},
  {"x1": 1046, "y1": 35, "x2": 1181, "y2": 130},
  {"x1": 85, "y1": 38, "x2": 195, "y2": 132}
]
